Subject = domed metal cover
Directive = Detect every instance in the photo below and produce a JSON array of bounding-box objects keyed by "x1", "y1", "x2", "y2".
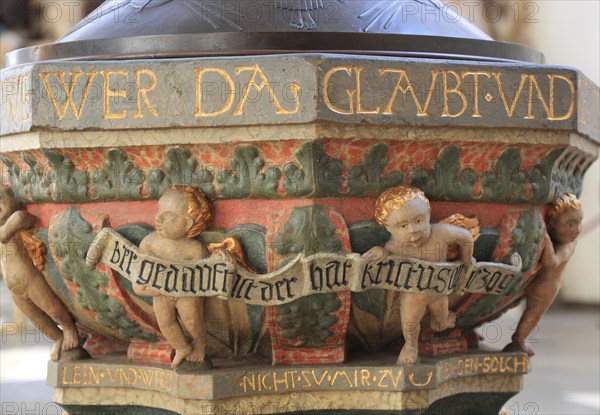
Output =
[{"x1": 5, "y1": 0, "x2": 544, "y2": 67}]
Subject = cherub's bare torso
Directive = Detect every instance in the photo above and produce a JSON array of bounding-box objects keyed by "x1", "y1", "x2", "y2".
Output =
[
  {"x1": 140, "y1": 231, "x2": 207, "y2": 261},
  {"x1": 384, "y1": 224, "x2": 456, "y2": 264},
  {"x1": 0, "y1": 233, "x2": 38, "y2": 296}
]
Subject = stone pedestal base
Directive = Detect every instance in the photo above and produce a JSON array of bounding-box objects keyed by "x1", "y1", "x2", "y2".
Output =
[{"x1": 48, "y1": 351, "x2": 529, "y2": 414}]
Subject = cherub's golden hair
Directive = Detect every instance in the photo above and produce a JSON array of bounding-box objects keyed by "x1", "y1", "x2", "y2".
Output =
[
  {"x1": 546, "y1": 193, "x2": 582, "y2": 226},
  {"x1": 374, "y1": 185, "x2": 430, "y2": 225},
  {"x1": 164, "y1": 185, "x2": 212, "y2": 238}
]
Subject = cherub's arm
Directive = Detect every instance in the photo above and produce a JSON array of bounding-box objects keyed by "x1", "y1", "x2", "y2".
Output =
[
  {"x1": 541, "y1": 232, "x2": 575, "y2": 269},
  {"x1": 362, "y1": 246, "x2": 391, "y2": 262},
  {"x1": 444, "y1": 225, "x2": 474, "y2": 266},
  {"x1": 208, "y1": 237, "x2": 256, "y2": 270},
  {"x1": 207, "y1": 240, "x2": 244, "y2": 271},
  {"x1": 0, "y1": 211, "x2": 37, "y2": 243},
  {"x1": 210, "y1": 248, "x2": 236, "y2": 264}
]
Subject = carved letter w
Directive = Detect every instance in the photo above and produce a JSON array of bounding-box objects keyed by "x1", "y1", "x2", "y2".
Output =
[{"x1": 40, "y1": 71, "x2": 98, "y2": 120}]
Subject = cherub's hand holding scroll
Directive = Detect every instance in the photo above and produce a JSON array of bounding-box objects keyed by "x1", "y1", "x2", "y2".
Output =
[{"x1": 362, "y1": 246, "x2": 390, "y2": 263}]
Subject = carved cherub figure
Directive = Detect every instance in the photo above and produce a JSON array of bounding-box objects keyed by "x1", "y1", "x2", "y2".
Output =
[
  {"x1": 504, "y1": 193, "x2": 583, "y2": 355},
  {"x1": 0, "y1": 185, "x2": 80, "y2": 361},
  {"x1": 133, "y1": 184, "x2": 244, "y2": 369},
  {"x1": 362, "y1": 185, "x2": 474, "y2": 365},
  {"x1": 133, "y1": 185, "x2": 212, "y2": 368}
]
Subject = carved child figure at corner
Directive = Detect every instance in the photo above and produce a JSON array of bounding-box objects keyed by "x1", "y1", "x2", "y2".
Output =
[
  {"x1": 504, "y1": 193, "x2": 583, "y2": 355},
  {"x1": 0, "y1": 185, "x2": 80, "y2": 361},
  {"x1": 362, "y1": 185, "x2": 474, "y2": 365}
]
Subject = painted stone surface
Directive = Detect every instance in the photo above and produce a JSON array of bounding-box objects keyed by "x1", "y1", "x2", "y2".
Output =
[
  {"x1": 2, "y1": 55, "x2": 598, "y2": 136},
  {"x1": 47, "y1": 352, "x2": 530, "y2": 414},
  {"x1": 0, "y1": 141, "x2": 590, "y2": 204},
  {"x1": 267, "y1": 205, "x2": 351, "y2": 364},
  {"x1": 8, "y1": 190, "x2": 559, "y2": 361},
  {"x1": 1, "y1": 51, "x2": 598, "y2": 414}
]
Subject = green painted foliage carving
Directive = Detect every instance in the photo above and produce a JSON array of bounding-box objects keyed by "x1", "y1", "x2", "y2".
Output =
[
  {"x1": 272, "y1": 205, "x2": 342, "y2": 256},
  {"x1": 21, "y1": 153, "x2": 50, "y2": 202},
  {"x1": 0, "y1": 156, "x2": 27, "y2": 201},
  {"x1": 482, "y1": 148, "x2": 563, "y2": 204},
  {"x1": 43, "y1": 150, "x2": 89, "y2": 202},
  {"x1": 91, "y1": 149, "x2": 143, "y2": 201},
  {"x1": 411, "y1": 146, "x2": 476, "y2": 201},
  {"x1": 347, "y1": 143, "x2": 403, "y2": 197},
  {"x1": 283, "y1": 142, "x2": 344, "y2": 197},
  {"x1": 482, "y1": 149, "x2": 527, "y2": 202},
  {"x1": 406, "y1": 146, "x2": 567, "y2": 204},
  {"x1": 146, "y1": 170, "x2": 169, "y2": 200},
  {"x1": 503, "y1": 209, "x2": 543, "y2": 272},
  {"x1": 473, "y1": 227, "x2": 501, "y2": 262},
  {"x1": 163, "y1": 147, "x2": 201, "y2": 184},
  {"x1": 50, "y1": 207, "x2": 156, "y2": 341},
  {"x1": 529, "y1": 148, "x2": 562, "y2": 202},
  {"x1": 0, "y1": 151, "x2": 88, "y2": 202},
  {"x1": 277, "y1": 296, "x2": 341, "y2": 347},
  {"x1": 146, "y1": 148, "x2": 214, "y2": 199},
  {"x1": 0, "y1": 144, "x2": 584, "y2": 204},
  {"x1": 549, "y1": 148, "x2": 583, "y2": 201},
  {"x1": 217, "y1": 146, "x2": 281, "y2": 198},
  {"x1": 273, "y1": 205, "x2": 342, "y2": 347},
  {"x1": 347, "y1": 220, "x2": 389, "y2": 320}
]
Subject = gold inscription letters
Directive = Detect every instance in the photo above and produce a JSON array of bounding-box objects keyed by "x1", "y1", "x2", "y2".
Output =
[
  {"x1": 39, "y1": 71, "x2": 98, "y2": 120},
  {"x1": 195, "y1": 68, "x2": 235, "y2": 117},
  {"x1": 194, "y1": 64, "x2": 300, "y2": 117},
  {"x1": 239, "y1": 355, "x2": 527, "y2": 394},
  {"x1": 13, "y1": 63, "x2": 577, "y2": 127},
  {"x1": 134, "y1": 69, "x2": 159, "y2": 118},
  {"x1": 438, "y1": 355, "x2": 529, "y2": 383},
  {"x1": 102, "y1": 70, "x2": 128, "y2": 119},
  {"x1": 323, "y1": 66, "x2": 576, "y2": 121},
  {"x1": 239, "y1": 368, "x2": 405, "y2": 394},
  {"x1": 60, "y1": 364, "x2": 174, "y2": 392},
  {"x1": 37, "y1": 70, "x2": 159, "y2": 121},
  {"x1": 1, "y1": 74, "x2": 30, "y2": 123}
]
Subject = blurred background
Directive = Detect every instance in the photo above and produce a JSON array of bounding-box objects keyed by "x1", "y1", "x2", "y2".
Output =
[{"x1": 1, "y1": 1, "x2": 598, "y2": 414}]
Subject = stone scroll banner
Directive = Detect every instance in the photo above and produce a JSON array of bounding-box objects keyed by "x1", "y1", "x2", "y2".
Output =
[{"x1": 86, "y1": 229, "x2": 522, "y2": 306}]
